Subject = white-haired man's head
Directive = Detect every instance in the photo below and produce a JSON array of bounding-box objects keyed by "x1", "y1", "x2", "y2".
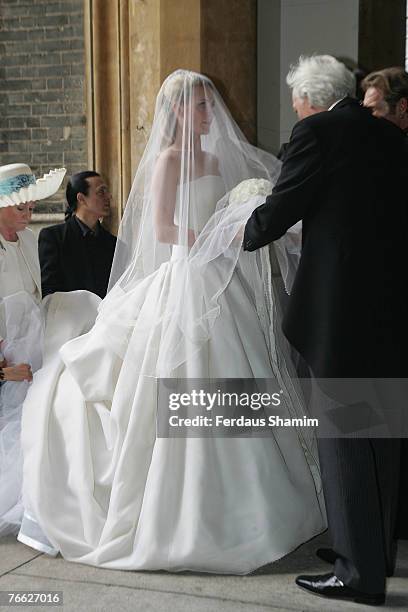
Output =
[{"x1": 287, "y1": 55, "x2": 356, "y2": 120}]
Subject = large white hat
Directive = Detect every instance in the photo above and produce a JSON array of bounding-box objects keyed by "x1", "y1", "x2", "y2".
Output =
[{"x1": 0, "y1": 163, "x2": 66, "y2": 208}]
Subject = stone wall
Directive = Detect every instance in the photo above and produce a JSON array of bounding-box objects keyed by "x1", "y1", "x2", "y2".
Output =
[{"x1": 0, "y1": 0, "x2": 87, "y2": 224}]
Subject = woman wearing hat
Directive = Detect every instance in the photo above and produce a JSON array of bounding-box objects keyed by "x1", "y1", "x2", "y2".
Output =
[{"x1": 0, "y1": 162, "x2": 65, "y2": 535}]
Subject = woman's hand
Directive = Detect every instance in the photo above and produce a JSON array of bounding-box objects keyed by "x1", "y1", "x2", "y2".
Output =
[
  {"x1": 188, "y1": 229, "x2": 196, "y2": 247},
  {"x1": 2, "y1": 363, "x2": 33, "y2": 382}
]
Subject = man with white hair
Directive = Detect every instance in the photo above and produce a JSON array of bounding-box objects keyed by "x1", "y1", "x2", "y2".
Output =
[
  {"x1": 244, "y1": 55, "x2": 407, "y2": 605},
  {"x1": 288, "y1": 54, "x2": 356, "y2": 119}
]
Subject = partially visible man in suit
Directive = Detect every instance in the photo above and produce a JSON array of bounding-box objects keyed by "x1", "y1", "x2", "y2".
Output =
[
  {"x1": 362, "y1": 67, "x2": 408, "y2": 543},
  {"x1": 244, "y1": 55, "x2": 407, "y2": 606},
  {"x1": 362, "y1": 67, "x2": 408, "y2": 133},
  {"x1": 39, "y1": 171, "x2": 117, "y2": 298}
]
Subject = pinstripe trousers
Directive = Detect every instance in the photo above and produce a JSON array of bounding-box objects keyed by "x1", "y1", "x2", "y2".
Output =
[{"x1": 311, "y1": 376, "x2": 401, "y2": 594}]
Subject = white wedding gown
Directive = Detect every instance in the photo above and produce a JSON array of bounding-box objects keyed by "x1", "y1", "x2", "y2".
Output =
[{"x1": 21, "y1": 176, "x2": 326, "y2": 573}]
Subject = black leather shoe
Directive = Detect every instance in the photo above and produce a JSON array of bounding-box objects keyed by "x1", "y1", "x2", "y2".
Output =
[
  {"x1": 295, "y1": 572, "x2": 385, "y2": 606},
  {"x1": 316, "y1": 547, "x2": 337, "y2": 565}
]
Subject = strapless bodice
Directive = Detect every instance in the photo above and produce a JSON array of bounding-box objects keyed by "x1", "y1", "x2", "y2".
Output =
[
  {"x1": 172, "y1": 175, "x2": 225, "y2": 261},
  {"x1": 173, "y1": 175, "x2": 225, "y2": 233}
]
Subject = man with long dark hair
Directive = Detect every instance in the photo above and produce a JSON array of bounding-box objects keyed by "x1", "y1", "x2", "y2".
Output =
[{"x1": 39, "y1": 171, "x2": 116, "y2": 298}]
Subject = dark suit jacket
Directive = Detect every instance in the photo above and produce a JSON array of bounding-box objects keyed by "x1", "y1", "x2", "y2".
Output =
[
  {"x1": 277, "y1": 142, "x2": 289, "y2": 161},
  {"x1": 39, "y1": 216, "x2": 116, "y2": 299},
  {"x1": 244, "y1": 98, "x2": 408, "y2": 378}
]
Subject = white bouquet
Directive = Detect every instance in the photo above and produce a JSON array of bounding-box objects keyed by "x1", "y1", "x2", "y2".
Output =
[{"x1": 229, "y1": 178, "x2": 272, "y2": 207}]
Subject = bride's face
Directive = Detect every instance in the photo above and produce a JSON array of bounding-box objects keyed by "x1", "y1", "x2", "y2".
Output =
[
  {"x1": 174, "y1": 84, "x2": 215, "y2": 136},
  {"x1": 191, "y1": 85, "x2": 215, "y2": 135}
]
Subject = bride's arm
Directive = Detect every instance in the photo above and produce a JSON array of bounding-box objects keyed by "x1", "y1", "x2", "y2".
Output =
[
  {"x1": 152, "y1": 152, "x2": 195, "y2": 246},
  {"x1": 152, "y1": 153, "x2": 178, "y2": 244}
]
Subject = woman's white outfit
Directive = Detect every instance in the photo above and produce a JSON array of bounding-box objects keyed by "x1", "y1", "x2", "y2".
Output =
[
  {"x1": 0, "y1": 228, "x2": 42, "y2": 536},
  {"x1": 0, "y1": 228, "x2": 41, "y2": 337}
]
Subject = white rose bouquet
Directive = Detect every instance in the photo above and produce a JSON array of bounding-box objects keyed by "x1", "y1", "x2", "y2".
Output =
[{"x1": 229, "y1": 178, "x2": 272, "y2": 207}]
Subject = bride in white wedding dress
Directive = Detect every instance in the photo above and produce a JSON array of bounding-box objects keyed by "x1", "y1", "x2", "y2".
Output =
[{"x1": 19, "y1": 70, "x2": 326, "y2": 572}]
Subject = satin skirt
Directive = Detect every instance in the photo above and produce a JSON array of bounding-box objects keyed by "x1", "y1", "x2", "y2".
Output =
[{"x1": 20, "y1": 263, "x2": 326, "y2": 572}]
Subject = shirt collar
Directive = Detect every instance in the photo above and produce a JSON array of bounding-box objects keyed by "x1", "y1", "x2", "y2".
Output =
[
  {"x1": 74, "y1": 215, "x2": 100, "y2": 237},
  {"x1": 328, "y1": 98, "x2": 346, "y2": 111},
  {"x1": 0, "y1": 236, "x2": 19, "y2": 249}
]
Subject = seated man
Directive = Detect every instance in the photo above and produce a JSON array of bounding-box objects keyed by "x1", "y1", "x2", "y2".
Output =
[{"x1": 39, "y1": 171, "x2": 117, "y2": 299}]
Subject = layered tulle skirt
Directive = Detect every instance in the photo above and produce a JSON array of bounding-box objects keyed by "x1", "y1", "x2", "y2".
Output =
[{"x1": 20, "y1": 258, "x2": 326, "y2": 572}]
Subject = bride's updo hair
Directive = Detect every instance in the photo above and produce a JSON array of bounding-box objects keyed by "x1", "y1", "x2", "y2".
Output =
[
  {"x1": 158, "y1": 69, "x2": 214, "y2": 147},
  {"x1": 162, "y1": 69, "x2": 210, "y2": 100}
]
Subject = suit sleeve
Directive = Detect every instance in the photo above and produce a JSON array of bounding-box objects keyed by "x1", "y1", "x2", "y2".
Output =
[
  {"x1": 244, "y1": 121, "x2": 322, "y2": 251},
  {"x1": 38, "y1": 228, "x2": 63, "y2": 296}
]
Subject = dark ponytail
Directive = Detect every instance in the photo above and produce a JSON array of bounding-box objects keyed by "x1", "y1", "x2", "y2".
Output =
[{"x1": 65, "y1": 170, "x2": 100, "y2": 221}]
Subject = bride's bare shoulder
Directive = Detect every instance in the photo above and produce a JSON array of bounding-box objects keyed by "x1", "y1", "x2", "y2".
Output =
[
  {"x1": 157, "y1": 147, "x2": 181, "y2": 163},
  {"x1": 154, "y1": 148, "x2": 181, "y2": 180}
]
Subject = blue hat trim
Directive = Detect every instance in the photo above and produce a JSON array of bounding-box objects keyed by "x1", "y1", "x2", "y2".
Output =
[{"x1": 0, "y1": 173, "x2": 36, "y2": 197}]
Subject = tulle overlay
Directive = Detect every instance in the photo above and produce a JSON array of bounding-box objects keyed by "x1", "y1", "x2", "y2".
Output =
[{"x1": 21, "y1": 178, "x2": 325, "y2": 572}]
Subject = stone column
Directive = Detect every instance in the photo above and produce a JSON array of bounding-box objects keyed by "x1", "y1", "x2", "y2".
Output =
[
  {"x1": 200, "y1": 0, "x2": 257, "y2": 143},
  {"x1": 84, "y1": 0, "x2": 257, "y2": 231},
  {"x1": 257, "y1": 0, "x2": 281, "y2": 154},
  {"x1": 84, "y1": 0, "x2": 131, "y2": 232},
  {"x1": 358, "y1": 0, "x2": 406, "y2": 73},
  {"x1": 257, "y1": 0, "x2": 365, "y2": 152}
]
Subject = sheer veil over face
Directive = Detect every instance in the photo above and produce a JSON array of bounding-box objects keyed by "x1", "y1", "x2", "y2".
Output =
[
  {"x1": 97, "y1": 72, "x2": 301, "y2": 408},
  {"x1": 99, "y1": 71, "x2": 279, "y2": 366},
  {"x1": 107, "y1": 70, "x2": 280, "y2": 290}
]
